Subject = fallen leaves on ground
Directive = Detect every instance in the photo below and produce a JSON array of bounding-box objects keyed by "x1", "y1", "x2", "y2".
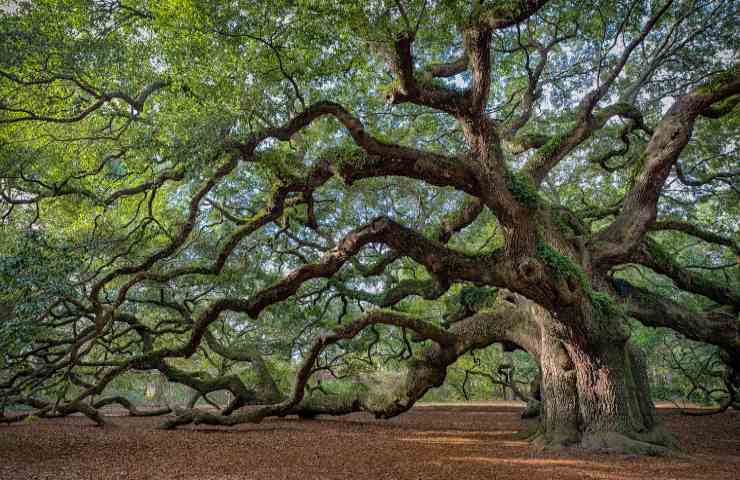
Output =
[{"x1": 1, "y1": 405, "x2": 738, "y2": 480}]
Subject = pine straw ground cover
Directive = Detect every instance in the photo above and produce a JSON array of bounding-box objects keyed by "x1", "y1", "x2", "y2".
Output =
[{"x1": 1, "y1": 404, "x2": 738, "y2": 480}]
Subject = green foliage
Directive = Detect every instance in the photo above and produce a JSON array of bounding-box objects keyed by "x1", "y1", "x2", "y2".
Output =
[
  {"x1": 589, "y1": 290, "x2": 624, "y2": 319},
  {"x1": 535, "y1": 239, "x2": 585, "y2": 284},
  {"x1": 504, "y1": 169, "x2": 540, "y2": 207},
  {"x1": 0, "y1": 0, "x2": 736, "y2": 412},
  {"x1": 326, "y1": 145, "x2": 370, "y2": 171},
  {"x1": 536, "y1": 134, "x2": 565, "y2": 161},
  {"x1": 257, "y1": 150, "x2": 306, "y2": 184},
  {"x1": 645, "y1": 238, "x2": 674, "y2": 267},
  {"x1": 695, "y1": 65, "x2": 739, "y2": 95},
  {"x1": 631, "y1": 322, "x2": 731, "y2": 404},
  {"x1": 22, "y1": 415, "x2": 39, "y2": 425},
  {"x1": 460, "y1": 286, "x2": 497, "y2": 309},
  {"x1": 536, "y1": 239, "x2": 624, "y2": 317},
  {"x1": 549, "y1": 208, "x2": 580, "y2": 236},
  {"x1": 378, "y1": 78, "x2": 402, "y2": 99}
]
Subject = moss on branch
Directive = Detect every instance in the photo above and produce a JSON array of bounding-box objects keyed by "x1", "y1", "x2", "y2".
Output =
[
  {"x1": 536, "y1": 238, "x2": 624, "y2": 317},
  {"x1": 504, "y1": 169, "x2": 540, "y2": 207},
  {"x1": 694, "y1": 65, "x2": 739, "y2": 95}
]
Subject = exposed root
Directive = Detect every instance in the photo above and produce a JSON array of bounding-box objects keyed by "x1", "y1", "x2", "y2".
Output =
[
  {"x1": 579, "y1": 431, "x2": 678, "y2": 456},
  {"x1": 630, "y1": 424, "x2": 680, "y2": 450},
  {"x1": 530, "y1": 430, "x2": 580, "y2": 450},
  {"x1": 522, "y1": 414, "x2": 679, "y2": 456},
  {"x1": 513, "y1": 417, "x2": 542, "y2": 441},
  {"x1": 0, "y1": 400, "x2": 107, "y2": 427},
  {"x1": 529, "y1": 434, "x2": 669, "y2": 455},
  {"x1": 0, "y1": 411, "x2": 44, "y2": 425}
]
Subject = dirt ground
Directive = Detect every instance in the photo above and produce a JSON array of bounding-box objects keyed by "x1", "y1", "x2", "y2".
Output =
[{"x1": 1, "y1": 404, "x2": 738, "y2": 480}]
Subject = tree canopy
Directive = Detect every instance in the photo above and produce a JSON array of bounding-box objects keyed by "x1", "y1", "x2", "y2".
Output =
[{"x1": 1, "y1": 0, "x2": 738, "y2": 455}]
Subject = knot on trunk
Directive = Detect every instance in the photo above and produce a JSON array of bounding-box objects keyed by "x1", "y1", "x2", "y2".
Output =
[{"x1": 517, "y1": 257, "x2": 544, "y2": 282}]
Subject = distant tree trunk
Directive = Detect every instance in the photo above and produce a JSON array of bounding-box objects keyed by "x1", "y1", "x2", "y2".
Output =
[{"x1": 521, "y1": 370, "x2": 542, "y2": 418}]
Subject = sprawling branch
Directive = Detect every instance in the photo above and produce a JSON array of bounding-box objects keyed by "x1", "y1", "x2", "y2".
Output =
[
  {"x1": 160, "y1": 308, "x2": 464, "y2": 428},
  {"x1": 382, "y1": 1, "x2": 548, "y2": 117},
  {"x1": 577, "y1": 0, "x2": 674, "y2": 116},
  {"x1": 517, "y1": 1, "x2": 674, "y2": 183},
  {"x1": 163, "y1": 292, "x2": 541, "y2": 428},
  {"x1": 613, "y1": 278, "x2": 739, "y2": 363},
  {"x1": 501, "y1": 33, "x2": 574, "y2": 142},
  {"x1": 629, "y1": 239, "x2": 740, "y2": 308},
  {"x1": 475, "y1": 1, "x2": 549, "y2": 30},
  {"x1": 92, "y1": 396, "x2": 171, "y2": 417},
  {"x1": 381, "y1": 34, "x2": 470, "y2": 116},
  {"x1": 650, "y1": 219, "x2": 739, "y2": 253},
  {"x1": 674, "y1": 161, "x2": 740, "y2": 187},
  {"x1": 239, "y1": 101, "x2": 480, "y2": 193},
  {"x1": 0, "y1": 77, "x2": 168, "y2": 124},
  {"x1": 522, "y1": 101, "x2": 650, "y2": 185},
  {"x1": 592, "y1": 65, "x2": 740, "y2": 267}
]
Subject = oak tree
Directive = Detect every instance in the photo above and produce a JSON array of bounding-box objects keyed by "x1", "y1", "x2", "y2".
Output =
[{"x1": 1, "y1": 0, "x2": 738, "y2": 455}]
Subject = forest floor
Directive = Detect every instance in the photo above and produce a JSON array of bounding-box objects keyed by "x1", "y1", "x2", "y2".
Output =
[{"x1": 1, "y1": 403, "x2": 738, "y2": 480}]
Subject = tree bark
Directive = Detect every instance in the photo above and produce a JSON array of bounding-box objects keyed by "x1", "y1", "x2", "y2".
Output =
[{"x1": 530, "y1": 309, "x2": 678, "y2": 454}]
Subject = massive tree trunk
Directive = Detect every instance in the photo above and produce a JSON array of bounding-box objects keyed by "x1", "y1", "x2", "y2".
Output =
[
  {"x1": 530, "y1": 306, "x2": 677, "y2": 454},
  {"x1": 534, "y1": 318, "x2": 580, "y2": 446}
]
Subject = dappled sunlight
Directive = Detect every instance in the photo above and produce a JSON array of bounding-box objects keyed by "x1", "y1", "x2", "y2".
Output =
[
  {"x1": 414, "y1": 429, "x2": 518, "y2": 437},
  {"x1": 447, "y1": 456, "x2": 589, "y2": 467},
  {"x1": 498, "y1": 441, "x2": 529, "y2": 448},
  {"x1": 400, "y1": 435, "x2": 482, "y2": 446},
  {"x1": 399, "y1": 428, "x2": 522, "y2": 446}
]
